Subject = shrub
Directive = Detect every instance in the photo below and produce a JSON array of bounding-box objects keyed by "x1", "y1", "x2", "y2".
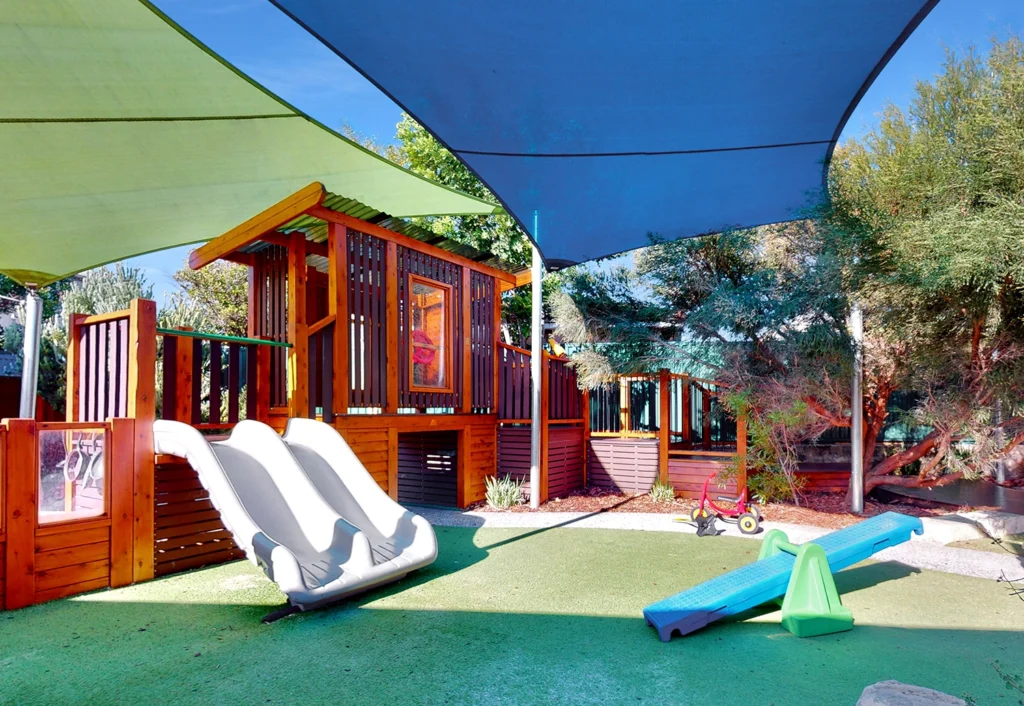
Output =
[
  {"x1": 485, "y1": 474, "x2": 524, "y2": 509},
  {"x1": 649, "y1": 478, "x2": 675, "y2": 503},
  {"x1": 747, "y1": 468, "x2": 805, "y2": 504}
]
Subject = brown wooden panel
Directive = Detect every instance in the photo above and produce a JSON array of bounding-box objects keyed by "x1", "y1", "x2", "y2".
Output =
[
  {"x1": 155, "y1": 508, "x2": 223, "y2": 530},
  {"x1": 5, "y1": 420, "x2": 38, "y2": 609},
  {"x1": 35, "y1": 558, "x2": 109, "y2": 593},
  {"x1": 587, "y1": 438, "x2": 659, "y2": 494},
  {"x1": 155, "y1": 548, "x2": 246, "y2": 577},
  {"x1": 35, "y1": 525, "x2": 110, "y2": 553},
  {"x1": 668, "y1": 458, "x2": 735, "y2": 499},
  {"x1": 35, "y1": 541, "x2": 109, "y2": 572},
  {"x1": 397, "y1": 431, "x2": 458, "y2": 506},
  {"x1": 34, "y1": 576, "x2": 109, "y2": 605}
]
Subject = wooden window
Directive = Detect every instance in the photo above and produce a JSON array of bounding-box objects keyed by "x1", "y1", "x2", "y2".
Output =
[
  {"x1": 408, "y1": 275, "x2": 453, "y2": 393},
  {"x1": 38, "y1": 427, "x2": 108, "y2": 525}
]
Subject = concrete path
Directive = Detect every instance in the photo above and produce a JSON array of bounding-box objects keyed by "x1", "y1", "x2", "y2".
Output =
[{"x1": 416, "y1": 507, "x2": 1024, "y2": 582}]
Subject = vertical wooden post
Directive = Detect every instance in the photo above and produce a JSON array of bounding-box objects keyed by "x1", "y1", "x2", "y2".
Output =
[
  {"x1": 387, "y1": 427, "x2": 398, "y2": 500},
  {"x1": 619, "y1": 376, "x2": 630, "y2": 435},
  {"x1": 457, "y1": 426, "x2": 470, "y2": 508},
  {"x1": 581, "y1": 388, "x2": 591, "y2": 487},
  {"x1": 247, "y1": 261, "x2": 259, "y2": 338},
  {"x1": 108, "y1": 418, "x2": 135, "y2": 588},
  {"x1": 385, "y1": 241, "x2": 399, "y2": 414},
  {"x1": 127, "y1": 298, "x2": 157, "y2": 583},
  {"x1": 173, "y1": 330, "x2": 193, "y2": 423},
  {"x1": 736, "y1": 413, "x2": 748, "y2": 494},
  {"x1": 702, "y1": 391, "x2": 712, "y2": 451},
  {"x1": 658, "y1": 369, "x2": 670, "y2": 484},
  {"x1": 681, "y1": 375, "x2": 692, "y2": 447},
  {"x1": 493, "y1": 284, "x2": 502, "y2": 414},
  {"x1": 65, "y1": 313, "x2": 87, "y2": 422},
  {"x1": 287, "y1": 233, "x2": 309, "y2": 418},
  {"x1": 461, "y1": 267, "x2": 473, "y2": 414},
  {"x1": 328, "y1": 222, "x2": 349, "y2": 417},
  {"x1": 539, "y1": 351, "x2": 550, "y2": 503},
  {"x1": 255, "y1": 343, "x2": 272, "y2": 424},
  {"x1": 4, "y1": 419, "x2": 37, "y2": 609}
]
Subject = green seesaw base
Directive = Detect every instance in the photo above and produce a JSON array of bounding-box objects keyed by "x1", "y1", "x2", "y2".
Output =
[{"x1": 758, "y1": 529, "x2": 854, "y2": 637}]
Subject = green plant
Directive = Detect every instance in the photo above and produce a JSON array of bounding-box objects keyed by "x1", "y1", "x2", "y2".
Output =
[
  {"x1": 485, "y1": 474, "x2": 524, "y2": 509},
  {"x1": 746, "y1": 468, "x2": 806, "y2": 505},
  {"x1": 649, "y1": 478, "x2": 675, "y2": 503}
]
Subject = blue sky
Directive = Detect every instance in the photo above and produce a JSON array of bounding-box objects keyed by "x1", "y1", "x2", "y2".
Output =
[{"x1": 134, "y1": 0, "x2": 1024, "y2": 306}]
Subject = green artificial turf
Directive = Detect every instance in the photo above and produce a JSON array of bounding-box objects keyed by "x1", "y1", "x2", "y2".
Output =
[
  {"x1": 2, "y1": 526, "x2": 1022, "y2": 705},
  {"x1": 949, "y1": 533, "x2": 1024, "y2": 557}
]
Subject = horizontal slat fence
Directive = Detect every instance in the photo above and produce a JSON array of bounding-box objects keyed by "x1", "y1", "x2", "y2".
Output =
[{"x1": 153, "y1": 456, "x2": 244, "y2": 577}]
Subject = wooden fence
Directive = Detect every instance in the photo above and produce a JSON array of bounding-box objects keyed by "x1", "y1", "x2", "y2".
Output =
[{"x1": 585, "y1": 370, "x2": 747, "y2": 499}]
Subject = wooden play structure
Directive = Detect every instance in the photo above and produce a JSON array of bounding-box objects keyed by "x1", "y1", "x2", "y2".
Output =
[{"x1": 0, "y1": 182, "x2": 753, "y2": 611}]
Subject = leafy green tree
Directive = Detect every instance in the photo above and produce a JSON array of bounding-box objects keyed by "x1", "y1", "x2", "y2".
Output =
[
  {"x1": 0, "y1": 274, "x2": 72, "y2": 320},
  {"x1": 345, "y1": 118, "x2": 537, "y2": 343},
  {"x1": 169, "y1": 258, "x2": 247, "y2": 337},
  {"x1": 828, "y1": 37, "x2": 1024, "y2": 493},
  {"x1": 554, "y1": 37, "x2": 1024, "y2": 500},
  {"x1": 2, "y1": 264, "x2": 153, "y2": 413}
]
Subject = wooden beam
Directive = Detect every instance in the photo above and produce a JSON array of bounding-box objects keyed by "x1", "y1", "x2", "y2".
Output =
[
  {"x1": 260, "y1": 231, "x2": 328, "y2": 259},
  {"x1": 581, "y1": 388, "x2": 591, "y2": 487},
  {"x1": 457, "y1": 426, "x2": 470, "y2": 508},
  {"x1": 384, "y1": 242, "x2": 399, "y2": 413},
  {"x1": 65, "y1": 313, "x2": 86, "y2": 422},
  {"x1": 387, "y1": 427, "x2": 398, "y2": 500},
  {"x1": 287, "y1": 233, "x2": 309, "y2": 418},
  {"x1": 460, "y1": 267, "x2": 473, "y2": 413},
  {"x1": 189, "y1": 182, "x2": 326, "y2": 270},
  {"x1": 493, "y1": 281, "x2": 502, "y2": 414},
  {"x1": 328, "y1": 223, "x2": 349, "y2": 416},
  {"x1": 4, "y1": 420, "x2": 37, "y2": 609},
  {"x1": 108, "y1": 418, "x2": 135, "y2": 588},
  {"x1": 256, "y1": 343, "x2": 271, "y2": 424},
  {"x1": 658, "y1": 369, "x2": 670, "y2": 484},
  {"x1": 247, "y1": 260, "x2": 258, "y2": 338},
  {"x1": 173, "y1": 331, "x2": 194, "y2": 423},
  {"x1": 736, "y1": 413, "x2": 748, "y2": 494},
  {"x1": 127, "y1": 299, "x2": 156, "y2": 583},
  {"x1": 305, "y1": 205, "x2": 517, "y2": 287}
]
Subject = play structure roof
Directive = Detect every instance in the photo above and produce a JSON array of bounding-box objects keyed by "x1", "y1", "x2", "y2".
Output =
[
  {"x1": 271, "y1": 0, "x2": 937, "y2": 267},
  {"x1": 0, "y1": 1, "x2": 499, "y2": 287}
]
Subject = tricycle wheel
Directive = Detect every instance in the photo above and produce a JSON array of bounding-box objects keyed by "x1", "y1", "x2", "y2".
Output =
[
  {"x1": 745, "y1": 504, "x2": 761, "y2": 521},
  {"x1": 690, "y1": 507, "x2": 710, "y2": 522},
  {"x1": 738, "y1": 512, "x2": 760, "y2": 535}
]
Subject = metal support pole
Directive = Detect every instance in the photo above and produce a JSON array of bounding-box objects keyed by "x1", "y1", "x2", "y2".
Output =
[
  {"x1": 529, "y1": 216, "x2": 543, "y2": 510},
  {"x1": 849, "y1": 304, "x2": 864, "y2": 514},
  {"x1": 19, "y1": 287, "x2": 43, "y2": 419}
]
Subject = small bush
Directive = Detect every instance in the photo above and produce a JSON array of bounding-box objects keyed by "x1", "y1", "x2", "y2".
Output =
[
  {"x1": 485, "y1": 474, "x2": 524, "y2": 509},
  {"x1": 649, "y1": 478, "x2": 675, "y2": 503},
  {"x1": 747, "y1": 469, "x2": 805, "y2": 504}
]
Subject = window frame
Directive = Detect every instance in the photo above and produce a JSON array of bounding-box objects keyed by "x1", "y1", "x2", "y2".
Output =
[{"x1": 407, "y1": 274, "x2": 455, "y2": 394}]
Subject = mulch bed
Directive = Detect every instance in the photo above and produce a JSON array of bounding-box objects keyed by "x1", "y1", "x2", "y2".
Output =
[{"x1": 469, "y1": 487, "x2": 949, "y2": 530}]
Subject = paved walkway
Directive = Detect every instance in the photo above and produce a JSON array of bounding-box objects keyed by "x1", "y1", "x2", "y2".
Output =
[{"x1": 416, "y1": 507, "x2": 1024, "y2": 582}]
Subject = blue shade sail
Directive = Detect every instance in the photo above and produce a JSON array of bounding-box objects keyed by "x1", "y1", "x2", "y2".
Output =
[{"x1": 272, "y1": 0, "x2": 937, "y2": 266}]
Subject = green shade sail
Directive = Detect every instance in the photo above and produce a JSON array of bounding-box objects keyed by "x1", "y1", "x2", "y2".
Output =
[{"x1": 0, "y1": 1, "x2": 500, "y2": 286}]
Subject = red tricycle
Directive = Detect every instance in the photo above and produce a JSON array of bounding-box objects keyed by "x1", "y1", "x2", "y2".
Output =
[{"x1": 689, "y1": 473, "x2": 761, "y2": 534}]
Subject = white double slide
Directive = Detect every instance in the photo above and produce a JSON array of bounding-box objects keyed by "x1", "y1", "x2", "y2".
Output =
[{"x1": 153, "y1": 418, "x2": 437, "y2": 611}]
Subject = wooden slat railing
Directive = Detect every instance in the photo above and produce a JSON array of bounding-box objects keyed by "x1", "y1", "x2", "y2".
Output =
[
  {"x1": 307, "y1": 316, "x2": 336, "y2": 422},
  {"x1": 157, "y1": 329, "x2": 283, "y2": 429}
]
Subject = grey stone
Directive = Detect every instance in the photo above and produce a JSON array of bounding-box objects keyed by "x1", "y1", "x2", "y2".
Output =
[{"x1": 856, "y1": 680, "x2": 965, "y2": 706}]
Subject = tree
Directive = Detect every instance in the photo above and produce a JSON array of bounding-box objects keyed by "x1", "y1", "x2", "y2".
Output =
[
  {"x1": 0, "y1": 274, "x2": 72, "y2": 321},
  {"x1": 553, "y1": 37, "x2": 1024, "y2": 501},
  {"x1": 827, "y1": 37, "x2": 1024, "y2": 493},
  {"x1": 170, "y1": 258, "x2": 248, "y2": 337},
  {"x1": 345, "y1": 118, "x2": 537, "y2": 343},
  {"x1": 1, "y1": 264, "x2": 154, "y2": 413}
]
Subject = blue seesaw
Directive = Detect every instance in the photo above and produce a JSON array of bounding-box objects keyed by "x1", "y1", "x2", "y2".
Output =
[{"x1": 644, "y1": 512, "x2": 924, "y2": 641}]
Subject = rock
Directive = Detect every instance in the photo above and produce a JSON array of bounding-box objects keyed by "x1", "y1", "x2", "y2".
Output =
[{"x1": 856, "y1": 680, "x2": 965, "y2": 706}]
